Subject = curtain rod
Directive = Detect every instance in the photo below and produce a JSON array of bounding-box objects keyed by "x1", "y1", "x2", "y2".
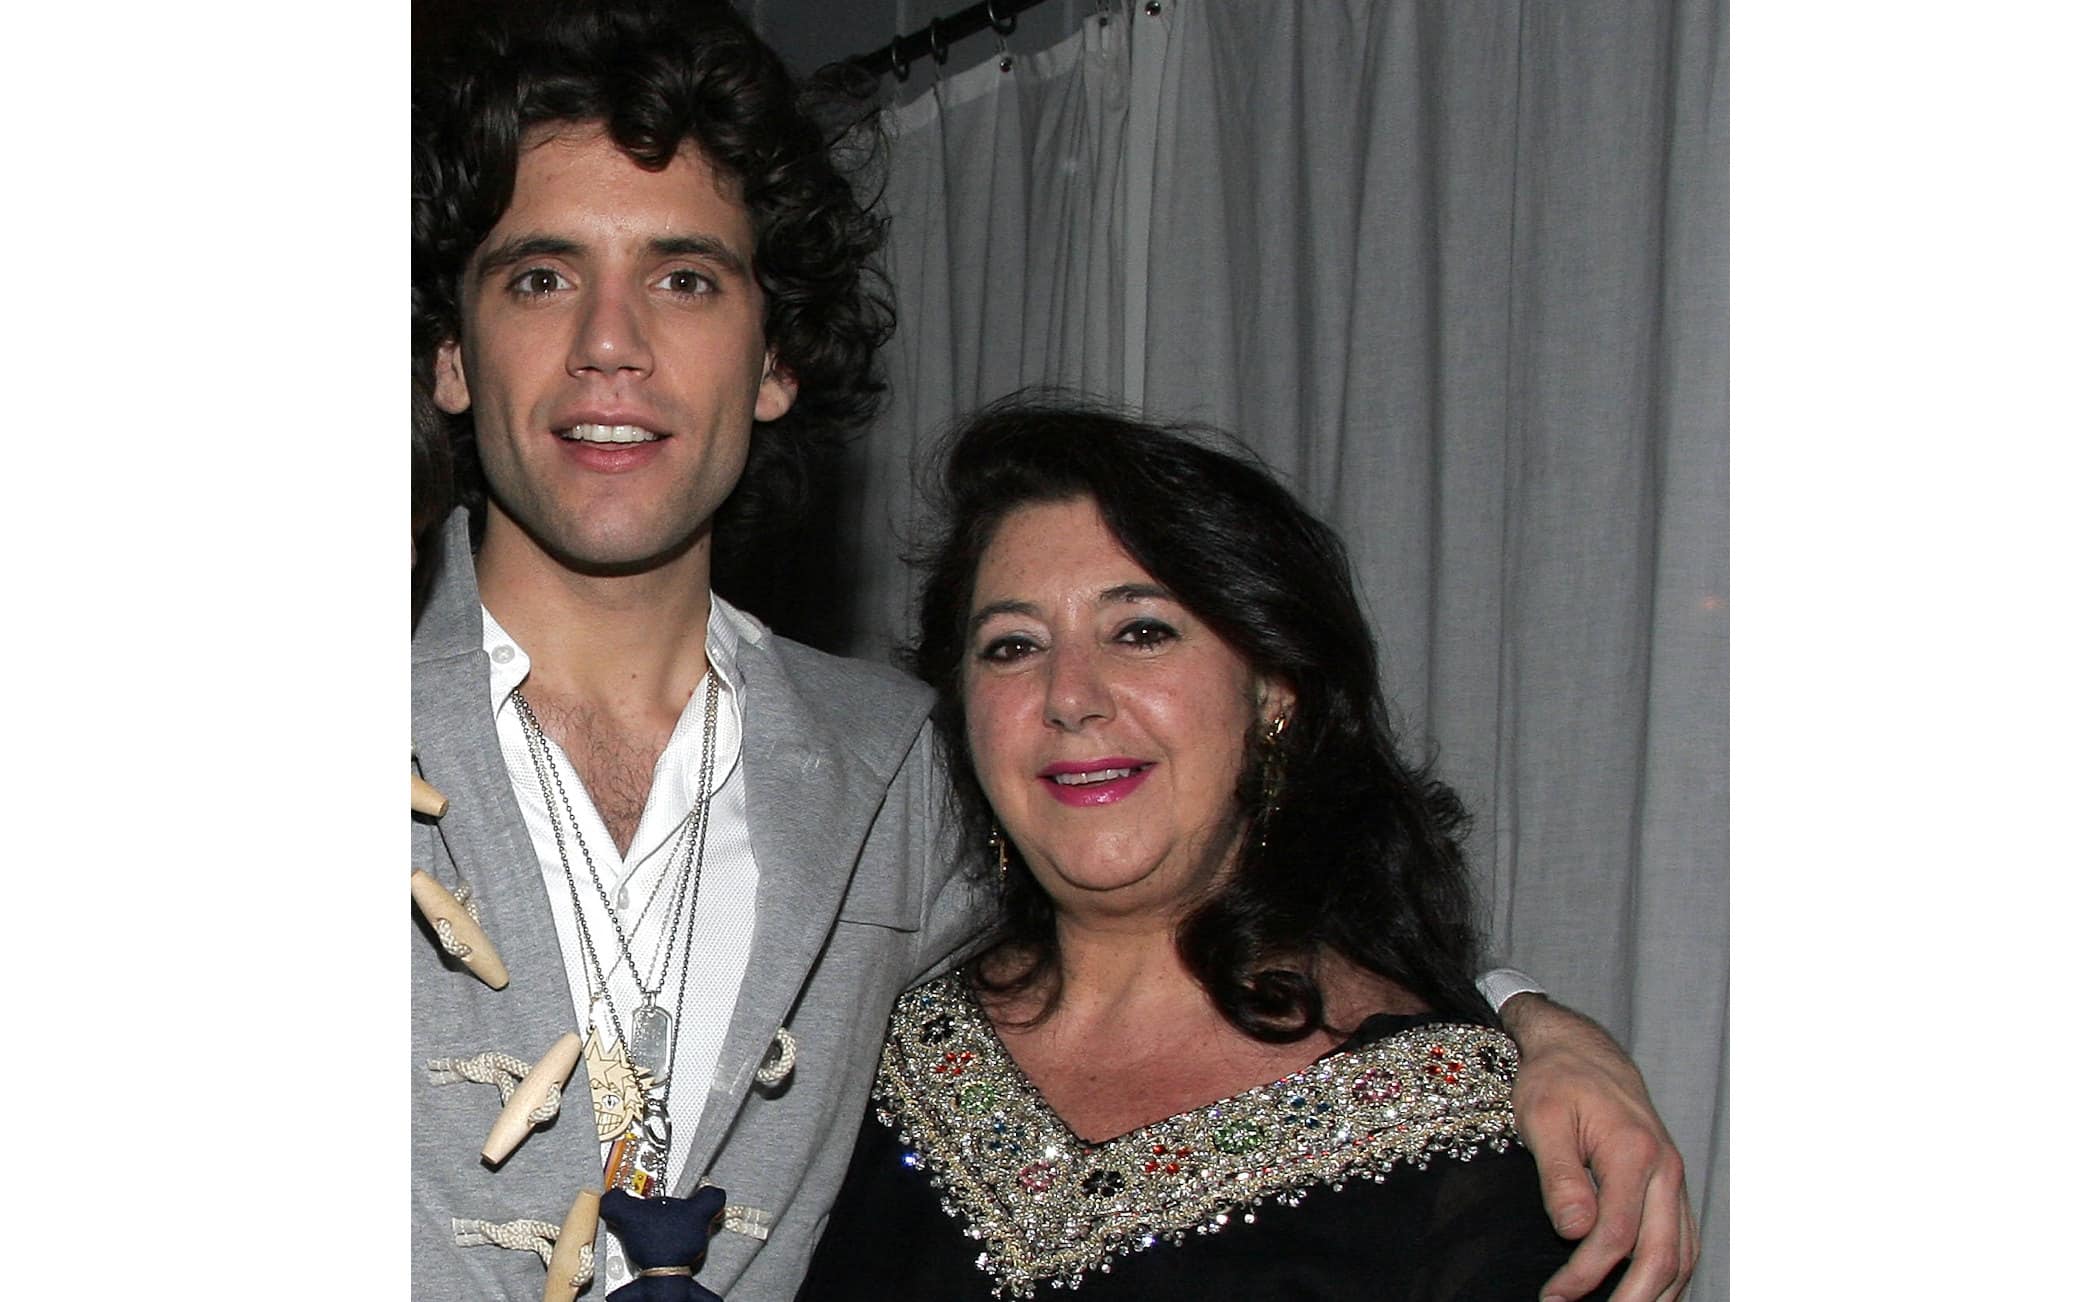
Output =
[{"x1": 844, "y1": 0, "x2": 1061, "y2": 81}]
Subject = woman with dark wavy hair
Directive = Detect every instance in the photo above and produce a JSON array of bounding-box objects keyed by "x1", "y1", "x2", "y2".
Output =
[{"x1": 798, "y1": 398, "x2": 1612, "y2": 1300}]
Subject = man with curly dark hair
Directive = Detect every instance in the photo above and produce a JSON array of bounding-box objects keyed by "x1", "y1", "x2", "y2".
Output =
[
  {"x1": 408, "y1": 4, "x2": 1693, "y2": 1300},
  {"x1": 413, "y1": 0, "x2": 893, "y2": 561},
  {"x1": 410, "y1": 3, "x2": 982, "y2": 1298}
]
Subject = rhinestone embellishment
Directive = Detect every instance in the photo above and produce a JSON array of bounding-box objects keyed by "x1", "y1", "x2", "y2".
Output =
[{"x1": 873, "y1": 975, "x2": 1522, "y2": 1297}]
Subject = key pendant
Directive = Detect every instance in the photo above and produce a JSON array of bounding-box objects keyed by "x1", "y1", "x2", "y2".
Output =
[
  {"x1": 604, "y1": 1126, "x2": 655, "y2": 1196},
  {"x1": 604, "y1": 1101, "x2": 671, "y2": 1196}
]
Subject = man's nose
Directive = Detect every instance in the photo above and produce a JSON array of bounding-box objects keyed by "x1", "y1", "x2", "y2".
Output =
[{"x1": 567, "y1": 286, "x2": 653, "y2": 378}]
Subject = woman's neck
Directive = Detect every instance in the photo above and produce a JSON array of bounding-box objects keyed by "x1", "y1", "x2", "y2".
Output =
[{"x1": 977, "y1": 926, "x2": 1427, "y2": 1145}]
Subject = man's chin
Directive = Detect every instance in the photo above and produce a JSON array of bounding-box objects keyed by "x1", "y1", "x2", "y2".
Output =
[
  {"x1": 552, "y1": 527, "x2": 708, "y2": 576},
  {"x1": 553, "y1": 545, "x2": 698, "y2": 578},
  {"x1": 488, "y1": 504, "x2": 710, "y2": 579}
]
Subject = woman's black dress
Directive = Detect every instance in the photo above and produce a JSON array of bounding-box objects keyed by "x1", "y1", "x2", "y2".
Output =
[{"x1": 796, "y1": 974, "x2": 1613, "y2": 1301}]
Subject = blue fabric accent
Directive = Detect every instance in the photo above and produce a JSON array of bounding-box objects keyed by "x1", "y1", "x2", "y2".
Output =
[{"x1": 599, "y1": 1186, "x2": 727, "y2": 1301}]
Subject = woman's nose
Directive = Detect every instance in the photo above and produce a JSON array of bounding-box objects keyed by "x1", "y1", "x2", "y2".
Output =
[{"x1": 1043, "y1": 644, "x2": 1113, "y2": 731}]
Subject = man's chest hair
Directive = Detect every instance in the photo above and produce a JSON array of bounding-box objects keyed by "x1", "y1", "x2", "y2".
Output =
[{"x1": 525, "y1": 691, "x2": 673, "y2": 857}]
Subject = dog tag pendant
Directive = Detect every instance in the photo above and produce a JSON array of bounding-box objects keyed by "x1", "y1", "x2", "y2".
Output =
[{"x1": 628, "y1": 1002, "x2": 674, "y2": 1086}]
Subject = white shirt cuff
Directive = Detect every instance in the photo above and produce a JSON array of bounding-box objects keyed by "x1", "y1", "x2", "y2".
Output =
[{"x1": 1475, "y1": 967, "x2": 1545, "y2": 1014}]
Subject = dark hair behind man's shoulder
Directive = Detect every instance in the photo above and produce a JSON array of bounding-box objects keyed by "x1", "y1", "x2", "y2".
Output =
[{"x1": 412, "y1": 0, "x2": 895, "y2": 556}]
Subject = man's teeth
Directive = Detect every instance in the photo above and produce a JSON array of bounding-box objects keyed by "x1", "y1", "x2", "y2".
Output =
[
  {"x1": 1051, "y1": 767, "x2": 1137, "y2": 786},
  {"x1": 562, "y1": 423, "x2": 661, "y2": 444}
]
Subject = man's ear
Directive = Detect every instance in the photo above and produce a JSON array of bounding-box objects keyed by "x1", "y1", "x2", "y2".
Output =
[
  {"x1": 433, "y1": 339, "x2": 472, "y2": 414},
  {"x1": 755, "y1": 351, "x2": 798, "y2": 423}
]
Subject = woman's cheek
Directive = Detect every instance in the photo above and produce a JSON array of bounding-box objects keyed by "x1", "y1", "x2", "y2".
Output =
[{"x1": 964, "y1": 684, "x2": 1021, "y2": 807}]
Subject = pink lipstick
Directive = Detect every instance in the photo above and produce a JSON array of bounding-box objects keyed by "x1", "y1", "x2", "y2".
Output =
[{"x1": 1038, "y1": 758, "x2": 1153, "y2": 806}]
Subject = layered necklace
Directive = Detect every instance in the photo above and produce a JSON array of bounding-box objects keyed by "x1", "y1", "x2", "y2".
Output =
[{"x1": 512, "y1": 673, "x2": 721, "y2": 1198}]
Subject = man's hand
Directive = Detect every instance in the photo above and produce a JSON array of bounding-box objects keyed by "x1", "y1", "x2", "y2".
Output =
[{"x1": 1500, "y1": 994, "x2": 1698, "y2": 1302}]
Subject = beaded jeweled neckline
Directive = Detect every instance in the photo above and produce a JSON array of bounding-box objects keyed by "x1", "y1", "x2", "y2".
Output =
[{"x1": 873, "y1": 973, "x2": 1522, "y2": 1298}]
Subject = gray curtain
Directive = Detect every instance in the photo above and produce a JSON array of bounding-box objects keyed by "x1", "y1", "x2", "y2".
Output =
[{"x1": 839, "y1": 2, "x2": 1726, "y2": 1295}]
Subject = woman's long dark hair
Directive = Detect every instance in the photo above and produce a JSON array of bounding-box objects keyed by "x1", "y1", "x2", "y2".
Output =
[{"x1": 906, "y1": 396, "x2": 1493, "y2": 1039}]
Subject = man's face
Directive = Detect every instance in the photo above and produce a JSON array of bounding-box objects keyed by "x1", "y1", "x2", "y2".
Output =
[{"x1": 433, "y1": 125, "x2": 796, "y2": 573}]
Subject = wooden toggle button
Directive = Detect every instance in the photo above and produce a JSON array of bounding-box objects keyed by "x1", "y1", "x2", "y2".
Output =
[
  {"x1": 411, "y1": 772, "x2": 449, "y2": 817},
  {"x1": 410, "y1": 869, "x2": 509, "y2": 989},
  {"x1": 483, "y1": 1031, "x2": 584, "y2": 1165},
  {"x1": 543, "y1": 1187, "x2": 600, "y2": 1302}
]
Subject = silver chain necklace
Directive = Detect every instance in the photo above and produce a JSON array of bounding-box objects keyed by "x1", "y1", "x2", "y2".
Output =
[{"x1": 512, "y1": 672, "x2": 721, "y2": 1194}]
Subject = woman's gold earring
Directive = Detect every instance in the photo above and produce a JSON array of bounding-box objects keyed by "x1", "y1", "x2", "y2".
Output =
[
  {"x1": 1262, "y1": 716, "x2": 1289, "y2": 793},
  {"x1": 989, "y1": 827, "x2": 1010, "y2": 884},
  {"x1": 1258, "y1": 716, "x2": 1289, "y2": 849}
]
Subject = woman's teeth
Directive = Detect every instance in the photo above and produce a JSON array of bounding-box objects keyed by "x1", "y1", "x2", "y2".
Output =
[{"x1": 1051, "y1": 767, "x2": 1137, "y2": 786}]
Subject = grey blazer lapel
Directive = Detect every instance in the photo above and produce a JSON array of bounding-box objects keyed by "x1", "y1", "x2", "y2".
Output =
[
  {"x1": 412, "y1": 512, "x2": 575, "y2": 1015},
  {"x1": 677, "y1": 632, "x2": 929, "y2": 1185}
]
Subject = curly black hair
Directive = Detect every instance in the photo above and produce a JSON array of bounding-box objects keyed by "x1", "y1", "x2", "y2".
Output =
[
  {"x1": 412, "y1": 0, "x2": 893, "y2": 552},
  {"x1": 907, "y1": 395, "x2": 1495, "y2": 1041},
  {"x1": 410, "y1": 367, "x2": 454, "y2": 627}
]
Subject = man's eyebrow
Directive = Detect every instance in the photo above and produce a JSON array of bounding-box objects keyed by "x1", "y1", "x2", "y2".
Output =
[
  {"x1": 470, "y1": 233, "x2": 752, "y2": 281},
  {"x1": 472, "y1": 234, "x2": 583, "y2": 279},
  {"x1": 650, "y1": 234, "x2": 751, "y2": 276}
]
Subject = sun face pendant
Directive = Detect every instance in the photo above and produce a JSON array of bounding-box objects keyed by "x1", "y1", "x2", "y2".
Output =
[{"x1": 584, "y1": 1026, "x2": 651, "y2": 1144}]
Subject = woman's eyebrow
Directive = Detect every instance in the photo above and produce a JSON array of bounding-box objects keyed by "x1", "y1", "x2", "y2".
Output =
[
  {"x1": 967, "y1": 598, "x2": 1041, "y2": 637},
  {"x1": 1098, "y1": 583, "x2": 1172, "y2": 605},
  {"x1": 966, "y1": 584, "x2": 1174, "y2": 637}
]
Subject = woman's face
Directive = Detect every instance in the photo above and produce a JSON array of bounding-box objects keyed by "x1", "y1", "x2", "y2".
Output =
[{"x1": 962, "y1": 496, "x2": 1292, "y2": 919}]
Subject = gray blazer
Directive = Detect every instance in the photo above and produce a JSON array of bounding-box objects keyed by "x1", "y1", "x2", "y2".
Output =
[{"x1": 411, "y1": 513, "x2": 988, "y2": 1298}]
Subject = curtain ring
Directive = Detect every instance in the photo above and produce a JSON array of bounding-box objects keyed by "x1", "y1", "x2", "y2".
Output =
[
  {"x1": 988, "y1": 0, "x2": 1015, "y2": 70},
  {"x1": 928, "y1": 17, "x2": 949, "y2": 64},
  {"x1": 888, "y1": 33, "x2": 910, "y2": 81}
]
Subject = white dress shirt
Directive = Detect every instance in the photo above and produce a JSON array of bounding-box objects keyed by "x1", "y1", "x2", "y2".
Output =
[{"x1": 481, "y1": 597, "x2": 762, "y2": 1207}]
